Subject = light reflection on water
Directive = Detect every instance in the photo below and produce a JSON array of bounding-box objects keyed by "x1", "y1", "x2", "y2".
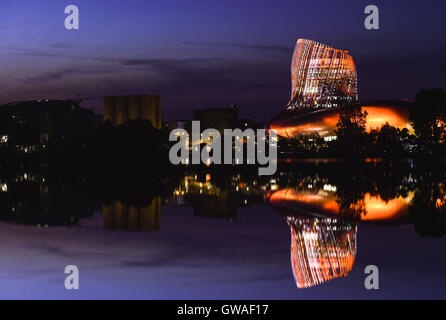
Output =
[
  {"x1": 286, "y1": 214, "x2": 357, "y2": 289},
  {"x1": 268, "y1": 188, "x2": 413, "y2": 223},
  {"x1": 0, "y1": 160, "x2": 446, "y2": 297}
]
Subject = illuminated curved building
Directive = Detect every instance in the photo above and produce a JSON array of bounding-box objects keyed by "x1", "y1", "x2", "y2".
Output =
[
  {"x1": 286, "y1": 215, "x2": 356, "y2": 288},
  {"x1": 288, "y1": 39, "x2": 357, "y2": 110},
  {"x1": 267, "y1": 38, "x2": 413, "y2": 139}
]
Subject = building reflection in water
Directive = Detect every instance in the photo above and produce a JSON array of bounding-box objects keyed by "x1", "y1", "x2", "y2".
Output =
[
  {"x1": 0, "y1": 172, "x2": 94, "y2": 226},
  {"x1": 269, "y1": 187, "x2": 413, "y2": 223},
  {"x1": 287, "y1": 214, "x2": 356, "y2": 288},
  {"x1": 1, "y1": 162, "x2": 446, "y2": 291},
  {"x1": 103, "y1": 197, "x2": 161, "y2": 232},
  {"x1": 168, "y1": 173, "x2": 264, "y2": 219},
  {"x1": 264, "y1": 166, "x2": 419, "y2": 289}
]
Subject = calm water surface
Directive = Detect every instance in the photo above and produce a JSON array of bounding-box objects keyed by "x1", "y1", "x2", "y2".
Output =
[{"x1": 0, "y1": 160, "x2": 445, "y2": 299}]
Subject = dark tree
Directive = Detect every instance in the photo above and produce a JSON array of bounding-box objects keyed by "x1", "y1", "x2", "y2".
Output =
[
  {"x1": 376, "y1": 123, "x2": 402, "y2": 155},
  {"x1": 335, "y1": 104, "x2": 368, "y2": 155},
  {"x1": 410, "y1": 177, "x2": 446, "y2": 238},
  {"x1": 410, "y1": 88, "x2": 446, "y2": 154}
]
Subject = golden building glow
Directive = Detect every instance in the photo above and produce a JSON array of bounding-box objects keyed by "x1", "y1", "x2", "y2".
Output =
[
  {"x1": 103, "y1": 95, "x2": 162, "y2": 129},
  {"x1": 269, "y1": 104, "x2": 413, "y2": 139}
]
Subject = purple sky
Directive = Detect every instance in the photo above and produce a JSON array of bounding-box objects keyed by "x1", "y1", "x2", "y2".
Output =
[{"x1": 0, "y1": 0, "x2": 445, "y2": 121}]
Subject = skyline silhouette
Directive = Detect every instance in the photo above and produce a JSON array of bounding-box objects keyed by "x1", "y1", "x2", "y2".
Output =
[{"x1": 1, "y1": 0, "x2": 445, "y2": 121}]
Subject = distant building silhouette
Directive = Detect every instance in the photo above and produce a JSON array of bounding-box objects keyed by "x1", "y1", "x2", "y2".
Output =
[
  {"x1": 167, "y1": 104, "x2": 263, "y2": 136},
  {"x1": 0, "y1": 172, "x2": 94, "y2": 226},
  {"x1": 103, "y1": 95, "x2": 162, "y2": 129},
  {"x1": 165, "y1": 120, "x2": 188, "y2": 131},
  {"x1": 0, "y1": 99, "x2": 98, "y2": 152},
  {"x1": 194, "y1": 104, "x2": 238, "y2": 134}
]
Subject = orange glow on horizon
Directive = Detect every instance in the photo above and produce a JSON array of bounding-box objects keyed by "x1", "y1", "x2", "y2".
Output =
[{"x1": 363, "y1": 106, "x2": 413, "y2": 133}]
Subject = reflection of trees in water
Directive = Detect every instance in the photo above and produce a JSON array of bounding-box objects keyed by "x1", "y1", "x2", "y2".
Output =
[
  {"x1": 0, "y1": 163, "x2": 266, "y2": 227},
  {"x1": 0, "y1": 118, "x2": 178, "y2": 227},
  {"x1": 0, "y1": 164, "x2": 177, "y2": 227},
  {"x1": 331, "y1": 162, "x2": 414, "y2": 219},
  {"x1": 3, "y1": 157, "x2": 446, "y2": 238},
  {"x1": 410, "y1": 173, "x2": 446, "y2": 238},
  {"x1": 273, "y1": 162, "x2": 415, "y2": 218},
  {"x1": 335, "y1": 188, "x2": 366, "y2": 219},
  {"x1": 272, "y1": 161, "x2": 446, "y2": 237},
  {"x1": 0, "y1": 171, "x2": 95, "y2": 226}
]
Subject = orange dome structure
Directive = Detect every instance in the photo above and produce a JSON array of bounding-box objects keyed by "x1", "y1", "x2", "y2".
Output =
[{"x1": 268, "y1": 103, "x2": 413, "y2": 139}]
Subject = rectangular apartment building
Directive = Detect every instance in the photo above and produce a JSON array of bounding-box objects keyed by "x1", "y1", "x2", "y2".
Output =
[{"x1": 103, "y1": 95, "x2": 162, "y2": 129}]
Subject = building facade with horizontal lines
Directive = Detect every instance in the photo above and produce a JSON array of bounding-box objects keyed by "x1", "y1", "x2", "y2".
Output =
[
  {"x1": 103, "y1": 95, "x2": 162, "y2": 129},
  {"x1": 288, "y1": 38, "x2": 358, "y2": 110}
]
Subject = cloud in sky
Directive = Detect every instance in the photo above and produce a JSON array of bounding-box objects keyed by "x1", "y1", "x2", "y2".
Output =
[
  {"x1": 0, "y1": 42, "x2": 291, "y2": 119},
  {"x1": 182, "y1": 41, "x2": 292, "y2": 53}
]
